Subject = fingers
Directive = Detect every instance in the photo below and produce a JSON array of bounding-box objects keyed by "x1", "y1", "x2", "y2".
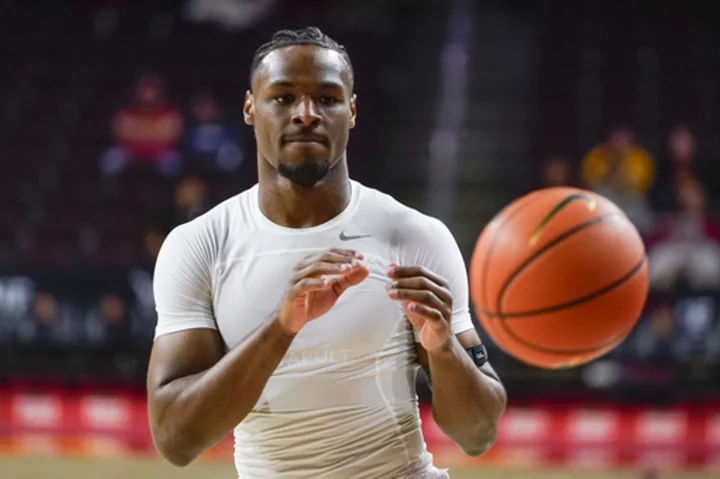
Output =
[
  {"x1": 387, "y1": 265, "x2": 449, "y2": 289},
  {"x1": 292, "y1": 260, "x2": 363, "y2": 282},
  {"x1": 289, "y1": 277, "x2": 333, "y2": 296},
  {"x1": 405, "y1": 303, "x2": 447, "y2": 329},
  {"x1": 292, "y1": 248, "x2": 364, "y2": 281},
  {"x1": 407, "y1": 302, "x2": 445, "y2": 321},
  {"x1": 385, "y1": 264, "x2": 452, "y2": 321},
  {"x1": 295, "y1": 249, "x2": 363, "y2": 271},
  {"x1": 331, "y1": 263, "x2": 370, "y2": 294},
  {"x1": 385, "y1": 266, "x2": 452, "y2": 322},
  {"x1": 290, "y1": 249, "x2": 368, "y2": 296},
  {"x1": 386, "y1": 276, "x2": 453, "y2": 306},
  {"x1": 387, "y1": 286, "x2": 451, "y2": 320}
]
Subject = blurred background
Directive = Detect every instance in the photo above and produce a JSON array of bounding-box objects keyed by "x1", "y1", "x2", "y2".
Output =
[{"x1": 0, "y1": 0, "x2": 718, "y2": 478}]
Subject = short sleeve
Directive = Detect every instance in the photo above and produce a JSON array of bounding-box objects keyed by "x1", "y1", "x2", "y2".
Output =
[
  {"x1": 403, "y1": 216, "x2": 476, "y2": 342},
  {"x1": 153, "y1": 221, "x2": 217, "y2": 339}
]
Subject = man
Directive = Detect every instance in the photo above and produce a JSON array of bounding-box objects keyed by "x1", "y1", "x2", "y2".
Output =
[
  {"x1": 101, "y1": 74, "x2": 183, "y2": 176},
  {"x1": 185, "y1": 92, "x2": 244, "y2": 173},
  {"x1": 580, "y1": 126, "x2": 655, "y2": 234},
  {"x1": 146, "y1": 27, "x2": 506, "y2": 478}
]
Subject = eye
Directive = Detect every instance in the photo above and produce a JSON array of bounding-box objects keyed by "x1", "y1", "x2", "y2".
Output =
[
  {"x1": 318, "y1": 96, "x2": 341, "y2": 106},
  {"x1": 275, "y1": 94, "x2": 295, "y2": 105}
]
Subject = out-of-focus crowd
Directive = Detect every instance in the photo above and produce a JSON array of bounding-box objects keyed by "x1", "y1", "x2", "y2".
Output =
[
  {"x1": 537, "y1": 125, "x2": 720, "y2": 378},
  {"x1": 0, "y1": 73, "x2": 251, "y2": 384}
]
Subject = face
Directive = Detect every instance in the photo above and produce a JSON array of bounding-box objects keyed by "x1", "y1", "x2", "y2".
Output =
[
  {"x1": 193, "y1": 97, "x2": 218, "y2": 123},
  {"x1": 33, "y1": 293, "x2": 58, "y2": 322},
  {"x1": 175, "y1": 176, "x2": 207, "y2": 209},
  {"x1": 136, "y1": 78, "x2": 162, "y2": 106},
  {"x1": 144, "y1": 230, "x2": 165, "y2": 259},
  {"x1": 651, "y1": 307, "x2": 673, "y2": 337},
  {"x1": 101, "y1": 295, "x2": 126, "y2": 323},
  {"x1": 543, "y1": 156, "x2": 570, "y2": 186},
  {"x1": 608, "y1": 128, "x2": 634, "y2": 152},
  {"x1": 669, "y1": 126, "x2": 695, "y2": 162},
  {"x1": 245, "y1": 45, "x2": 357, "y2": 188}
]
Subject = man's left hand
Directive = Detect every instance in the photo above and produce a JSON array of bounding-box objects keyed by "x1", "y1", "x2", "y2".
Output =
[{"x1": 386, "y1": 264, "x2": 453, "y2": 352}]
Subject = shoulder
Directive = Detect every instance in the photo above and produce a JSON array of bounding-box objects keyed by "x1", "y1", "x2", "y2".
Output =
[
  {"x1": 160, "y1": 186, "x2": 256, "y2": 264},
  {"x1": 355, "y1": 182, "x2": 457, "y2": 253}
]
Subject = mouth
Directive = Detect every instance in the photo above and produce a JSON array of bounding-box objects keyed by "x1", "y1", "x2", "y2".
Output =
[{"x1": 284, "y1": 135, "x2": 328, "y2": 145}]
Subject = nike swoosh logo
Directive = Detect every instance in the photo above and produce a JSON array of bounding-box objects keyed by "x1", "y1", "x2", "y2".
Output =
[{"x1": 339, "y1": 231, "x2": 372, "y2": 241}]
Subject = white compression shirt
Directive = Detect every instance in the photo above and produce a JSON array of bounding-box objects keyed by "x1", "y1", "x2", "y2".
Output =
[{"x1": 153, "y1": 180, "x2": 475, "y2": 479}]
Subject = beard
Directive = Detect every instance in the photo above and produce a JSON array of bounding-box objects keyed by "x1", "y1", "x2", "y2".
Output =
[{"x1": 277, "y1": 160, "x2": 331, "y2": 189}]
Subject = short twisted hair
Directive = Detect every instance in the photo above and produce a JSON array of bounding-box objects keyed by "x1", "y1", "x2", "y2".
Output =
[{"x1": 249, "y1": 26, "x2": 354, "y2": 89}]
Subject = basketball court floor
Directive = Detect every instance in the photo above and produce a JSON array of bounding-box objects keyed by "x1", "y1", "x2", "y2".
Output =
[{"x1": 0, "y1": 456, "x2": 714, "y2": 479}]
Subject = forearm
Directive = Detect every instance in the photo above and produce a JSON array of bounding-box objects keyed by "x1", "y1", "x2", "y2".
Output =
[
  {"x1": 152, "y1": 316, "x2": 295, "y2": 464},
  {"x1": 427, "y1": 338, "x2": 506, "y2": 456}
]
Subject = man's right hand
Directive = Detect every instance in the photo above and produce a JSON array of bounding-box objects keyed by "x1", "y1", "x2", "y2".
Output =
[{"x1": 276, "y1": 248, "x2": 370, "y2": 334}]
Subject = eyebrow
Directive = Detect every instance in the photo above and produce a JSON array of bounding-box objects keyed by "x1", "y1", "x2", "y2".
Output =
[{"x1": 268, "y1": 80, "x2": 345, "y2": 91}]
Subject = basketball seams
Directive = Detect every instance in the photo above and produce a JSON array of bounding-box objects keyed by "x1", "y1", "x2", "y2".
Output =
[
  {"x1": 502, "y1": 324, "x2": 635, "y2": 357},
  {"x1": 475, "y1": 190, "x2": 648, "y2": 363},
  {"x1": 479, "y1": 193, "x2": 541, "y2": 317},
  {"x1": 482, "y1": 255, "x2": 647, "y2": 318},
  {"x1": 492, "y1": 213, "x2": 647, "y2": 355},
  {"x1": 496, "y1": 213, "x2": 623, "y2": 316},
  {"x1": 527, "y1": 193, "x2": 596, "y2": 246},
  {"x1": 496, "y1": 316, "x2": 639, "y2": 356}
]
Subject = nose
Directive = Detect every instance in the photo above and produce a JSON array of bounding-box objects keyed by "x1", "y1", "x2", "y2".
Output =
[{"x1": 291, "y1": 97, "x2": 322, "y2": 127}]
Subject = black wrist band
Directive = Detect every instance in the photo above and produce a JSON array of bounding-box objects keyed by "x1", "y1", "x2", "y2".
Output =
[{"x1": 421, "y1": 343, "x2": 489, "y2": 386}]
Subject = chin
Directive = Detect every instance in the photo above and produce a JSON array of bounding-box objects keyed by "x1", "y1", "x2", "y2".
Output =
[{"x1": 277, "y1": 159, "x2": 332, "y2": 189}]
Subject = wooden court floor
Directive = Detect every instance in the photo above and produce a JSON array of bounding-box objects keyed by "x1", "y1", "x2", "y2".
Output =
[{"x1": 0, "y1": 456, "x2": 715, "y2": 479}]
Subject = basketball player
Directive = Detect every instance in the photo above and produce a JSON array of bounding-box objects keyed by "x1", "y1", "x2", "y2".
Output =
[{"x1": 146, "y1": 27, "x2": 507, "y2": 478}]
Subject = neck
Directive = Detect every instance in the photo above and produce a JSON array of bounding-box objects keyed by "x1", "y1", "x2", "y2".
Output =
[{"x1": 257, "y1": 156, "x2": 352, "y2": 228}]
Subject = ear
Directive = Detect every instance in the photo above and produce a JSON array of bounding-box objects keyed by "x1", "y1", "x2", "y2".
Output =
[
  {"x1": 243, "y1": 90, "x2": 254, "y2": 126},
  {"x1": 349, "y1": 93, "x2": 357, "y2": 129}
]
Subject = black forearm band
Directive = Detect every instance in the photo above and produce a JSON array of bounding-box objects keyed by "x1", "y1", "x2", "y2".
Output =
[{"x1": 421, "y1": 343, "x2": 489, "y2": 386}]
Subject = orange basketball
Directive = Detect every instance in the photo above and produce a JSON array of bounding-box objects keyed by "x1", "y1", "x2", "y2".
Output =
[{"x1": 469, "y1": 187, "x2": 649, "y2": 370}]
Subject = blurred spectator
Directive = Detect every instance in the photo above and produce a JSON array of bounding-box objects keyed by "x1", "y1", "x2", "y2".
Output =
[
  {"x1": 650, "y1": 125, "x2": 714, "y2": 213},
  {"x1": 541, "y1": 155, "x2": 575, "y2": 187},
  {"x1": 168, "y1": 175, "x2": 210, "y2": 225},
  {"x1": 647, "y1": 180, "x2": 720, "y2": 290},
  {"x1": 185, "y1": 92, "x2": 244, "y2": 173},
  {"x1": 581, "y1": 126, "x2": 655, "y2": 233},
  {"x1": 144, "y1": 175, "x2": 210, "y2": 262},
  {"x1": 84, "y1": 294, "x2": 132, "y2": 349},
  {"x1": 185, "y1": 0, "x2": 278, "y2": 30},
  {"x1": 674, "y1": 295, "x2": 720, "y2": 361},
  {"x1": 15, "y1": 292, "x2": 67, "y2": 346},
  {"x1": 101, "y1": 74, "x2": 183, "y2": 177},
  {"x1": 142, "y1": 229, "x2": 166, "y2": 265},
  {"x1": 634, "y1": 303, "x2": 676, "y2": 363}
]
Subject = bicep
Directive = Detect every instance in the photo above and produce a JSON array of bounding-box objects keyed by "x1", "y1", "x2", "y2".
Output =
[
  {"x1": 147, "y1": 328, "x2": 225, "y2": 393},
  {"x1": 146, "y1": 328, "x2": 225, "y2": 440},
  {"x1": 148, "y1": 222, "x2": 219, "y2": 398}
]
